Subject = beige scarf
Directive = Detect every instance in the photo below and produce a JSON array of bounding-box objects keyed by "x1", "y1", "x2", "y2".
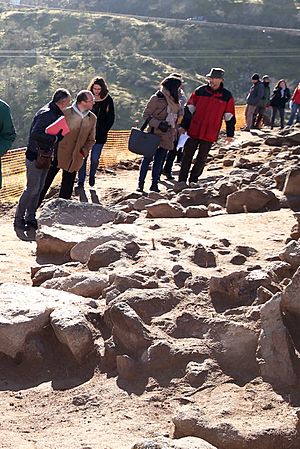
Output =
[{"x1": 161, "y1": 86, "x2": 180, "y2": 128}]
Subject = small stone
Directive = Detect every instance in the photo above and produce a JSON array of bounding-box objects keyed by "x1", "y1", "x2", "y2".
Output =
[{"x1": 230, "y1": 254, "x2": 247, "y2": 265}]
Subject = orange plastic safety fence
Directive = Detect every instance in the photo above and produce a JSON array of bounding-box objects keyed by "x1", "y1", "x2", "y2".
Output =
[{"x1": 0, "y1": 130, "x2": 133, "y2": 202}]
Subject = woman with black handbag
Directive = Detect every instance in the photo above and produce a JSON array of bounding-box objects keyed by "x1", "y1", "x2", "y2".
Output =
[{"x1": 137, "y1": 76, "x2": 181, "y2": 193}]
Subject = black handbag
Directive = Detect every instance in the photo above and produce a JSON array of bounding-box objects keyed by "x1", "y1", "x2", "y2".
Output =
[
  {"x1": 35, "y1": 147, "x2": 53, "y2": 169},
  {"x1": 128, "y1": 116, "x2": 160, "y2": 158}
]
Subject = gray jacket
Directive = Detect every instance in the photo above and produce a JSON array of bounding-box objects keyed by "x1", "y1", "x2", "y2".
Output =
[{"x1": 246, "y1": 81, "x2": 265, "y2": 106}]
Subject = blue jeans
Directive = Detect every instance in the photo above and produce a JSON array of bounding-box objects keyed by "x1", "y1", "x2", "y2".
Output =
[
  {"x1": 78, "y1": 143, "x2": 104, "y2": 183},
  {"x1": 288, "y1": 102, "x2": 300, "y2": 126},
  {"x1": 138, "y1": 147, "x2": 167, "y2": 188},
  {"x1": 15, "y1": 158, "x2": 49, "y2": 222}
]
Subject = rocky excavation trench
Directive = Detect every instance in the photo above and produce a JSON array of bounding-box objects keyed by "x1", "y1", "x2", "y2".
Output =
[{"x1": 1, "y1": 125, "x2": 300, "y2": 449}]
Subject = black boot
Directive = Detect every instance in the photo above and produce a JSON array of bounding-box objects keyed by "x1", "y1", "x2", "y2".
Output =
[{"x1": 149, "y1": 183, "x2": 160, "y2": 193}]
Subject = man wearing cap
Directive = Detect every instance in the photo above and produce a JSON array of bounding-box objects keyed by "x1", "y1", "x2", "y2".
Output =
[
  {"x1": 242, "y1": 73, "x2": 264, "y2": 131},
  {"x1": 178, "y1": 67, "x2": 235, "y2": 185},
  {"x1": 253, "y1": 75, "x2": 271, "y2": 128}
]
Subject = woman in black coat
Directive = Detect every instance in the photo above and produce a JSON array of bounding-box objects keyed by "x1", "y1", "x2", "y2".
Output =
[
  {"x1": 78, "y1": 77, "x2": 115, "y2": 187},
  {"x1": 270, "y1": 79, "x2": 291, "y2": 129}
]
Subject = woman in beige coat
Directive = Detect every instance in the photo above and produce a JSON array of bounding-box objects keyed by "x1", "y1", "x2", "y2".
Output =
[{"x1": 137, "y1": 76, "x2": 181, "y2": 193}]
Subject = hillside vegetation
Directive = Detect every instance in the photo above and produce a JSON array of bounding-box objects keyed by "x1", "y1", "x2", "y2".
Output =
[
  {"x1": 17, "y1": 0, "x2": 300, "y2": 28},
  {"x1": 0, "y1": 4, "x2": 299, "y2": 146}
]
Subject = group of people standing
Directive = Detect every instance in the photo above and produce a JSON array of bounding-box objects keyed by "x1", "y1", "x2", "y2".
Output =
[
  {"x1": 0, "y1": 69, "x2": 299, "y2": 224},
  {"x1": 137, "y1": 67, "x2": 236, "y2": 192},
  {"x1": 243, "y1": 74, "x2": 300, "y2": 131},
  {"x1": 13, "y1": 77, "x2": 115, "y2": 230}
]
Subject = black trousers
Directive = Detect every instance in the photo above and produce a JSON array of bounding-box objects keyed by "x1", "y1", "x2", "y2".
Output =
[
  {"x1": 38, "y1": 161, "x2": 77, "y2": 207},
  {"x1": 162, "y1": 149, "x2": 177, "y2": 175},
  {"x1": 178, "y1": 138, "x2": 212, "y2": 183},
  {"x1": 271, "y1": 107, "x2": 285, "y2": 129}
]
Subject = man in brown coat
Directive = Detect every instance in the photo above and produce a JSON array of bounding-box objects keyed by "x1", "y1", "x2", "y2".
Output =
[{"x1": 38, "y1": 90, "x2": 96, "y2": 203}]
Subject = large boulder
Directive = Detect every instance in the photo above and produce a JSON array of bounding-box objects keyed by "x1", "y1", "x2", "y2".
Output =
[
  {"x1": 279, "y1": 240, "x2": 300, "y2": 269},
  {"x1": 283, "y1": 168, "x2": 300, "y2": 196},
  {"x1": 41, "y1": 272, "x2": 109, "y2": 299},
  {"x1": 70, "y1": 225, "x2": 138, "y2": 263},
  {"x1": 0, "y1": 283, "x2": 89, "y2": 360},
  {"x1": 256, "y1": 293, "x2": 297, "y2": 388},
  {"x1": 146, "y1": 200, "x2": 186, "y2": 218},
  {"x1": 209, "y1": 270, "x2": 278, "y2": 312},
  {"x1": 281, "y1": 266, "x2": 300, "y2": 316},
  {"x1": 173, "y1": 381, "x2": 300, "y2": 449},
  {"x1": 50, "y1": 307, "x2": 94, "y2": 362},
  {"x1": 107, "y1": 302, "x2": 152, "y2": 358},
  {"x1": 109, "y1": 288, "x2": 183, "y2": 324},
  {"x1": 103, "y1": 271, "x2": 159, "y2": 303},
  {"x1": 226, "y1": 187, "x2": 278, "y2": 214},
  {"x1": 36, "y1": 225, "x2": 92, "y2": 260},
  {"x1": 87, "y1": 241, "x2": 123, "y2": 270},
  {"x1": 39, "y1": 198, "x2": 116, "y2": 227}
]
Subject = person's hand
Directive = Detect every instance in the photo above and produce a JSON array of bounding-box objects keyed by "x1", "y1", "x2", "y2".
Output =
[
  {"x1": 178, "y1": 127, "x2": 186, "y2": 136},
  {"x1": 158, "y1": 121, "x2": 170, "y2": 133}
]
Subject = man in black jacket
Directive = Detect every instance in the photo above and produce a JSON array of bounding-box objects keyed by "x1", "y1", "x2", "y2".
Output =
[
  {"x1": 242, "y1": 73, "x2": 264, "y2": 131},
  {"x1": 14, "y1": 88, "x2": 71, "y2": 230}
]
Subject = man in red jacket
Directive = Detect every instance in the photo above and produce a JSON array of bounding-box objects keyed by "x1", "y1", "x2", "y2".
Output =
[{"x1": 178, "y1": 68, "x2": 235, "y2": 184}]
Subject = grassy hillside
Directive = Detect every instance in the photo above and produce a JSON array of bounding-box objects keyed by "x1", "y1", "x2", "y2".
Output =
[
  {"x1": 17, "y1": 0, "x2": 300, "y2": 28},
  {"x1": 0, "y1": 4, "x2": 299, "y2": 146}
]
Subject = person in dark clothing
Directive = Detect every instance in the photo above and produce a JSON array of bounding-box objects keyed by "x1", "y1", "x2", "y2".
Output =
[
  {"x1": 14, "y1": 89, "x2": 71, "y2": 230},
  {"x1": 270, "y1": 79, "x2": 291, "y2": 129},
  {"x1": 38, "y1": 90, "x2": 96, "y2": 205},
  {"x1": 253, "y1": 74, "x2": 271, "y2": 128},
  {"x1": 178, "y1": 68, "x2": 235, "y2": 185},
  {"x1": 0, "y1": 99, "x2": 16, "y2": 190},
  {"x1": 241, "y1": 73, "x2": 264, "y2": 131},
  {"x1": 137, "y1": 76, "x2": 181, "y2": 193},
  {"x1": 77, "y1": 77, "x2": 115, "y2": 188}
]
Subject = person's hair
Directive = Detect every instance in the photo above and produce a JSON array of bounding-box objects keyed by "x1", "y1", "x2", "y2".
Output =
[
  {"x1": 87, "y1": 77, "x2": 108, "y2": 99},
  {"x1": 52, "y1": 88, "x2": 70, "y2": 104},
  {"x1": 275, "y1": 79, "x2": 287, "y2": 89},
  {"x1": 161, "y1": 76, "x2": 182, "y2": 103},
  {"x1": 76, "y1": 90, "x2": 93, "y2": 103}
]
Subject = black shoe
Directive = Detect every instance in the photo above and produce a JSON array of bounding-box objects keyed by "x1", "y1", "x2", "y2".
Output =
[
  {"x1": 25, "y1": 219, "x2": 38, "y2": 230},
  {"x1": 166, "y1": 173, "x2": 175, "y2": 180},
  {"x1": 89, "y1": 176, "x2": 95, "y2": 187},
  {"x1": 77, "y1": 181, "x2": 84, "y2": 188},
  {"x1": 149, "y1": 184, "x2": 160, "y2": 193},
  {"x1": 14, "y1": 218, "x2": 26, "y2": 230},
  {"x1": 136, "y1": 186, "x2": 144, "y2": 193}
]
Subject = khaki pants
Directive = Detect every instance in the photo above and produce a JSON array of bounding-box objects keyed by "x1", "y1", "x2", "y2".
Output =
[{"x1": 245, "y1": 104, "x2": 257, "y2": 129}]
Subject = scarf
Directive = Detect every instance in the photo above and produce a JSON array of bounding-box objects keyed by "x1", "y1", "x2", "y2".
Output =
[
  {"x1": 161, "y1": 86, "x2": 180, "y2": 128},
  {"x1": 72, "y1": 102, "x2": 90, "y2": 118}
]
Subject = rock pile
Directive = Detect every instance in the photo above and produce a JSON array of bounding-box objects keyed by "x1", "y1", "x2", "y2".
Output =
[{"x1": 3, "y1": 125, "x2": 300, "y2": 449}]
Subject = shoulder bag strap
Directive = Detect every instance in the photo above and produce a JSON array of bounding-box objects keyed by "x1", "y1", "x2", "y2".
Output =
[{"x1": 140, "y1": 104, "x2": 168, "y2": 131}]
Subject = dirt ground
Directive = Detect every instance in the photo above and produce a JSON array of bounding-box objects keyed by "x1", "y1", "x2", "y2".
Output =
[{"x1": 0, "y1": 154, "x2": 296, "y2": 449}]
